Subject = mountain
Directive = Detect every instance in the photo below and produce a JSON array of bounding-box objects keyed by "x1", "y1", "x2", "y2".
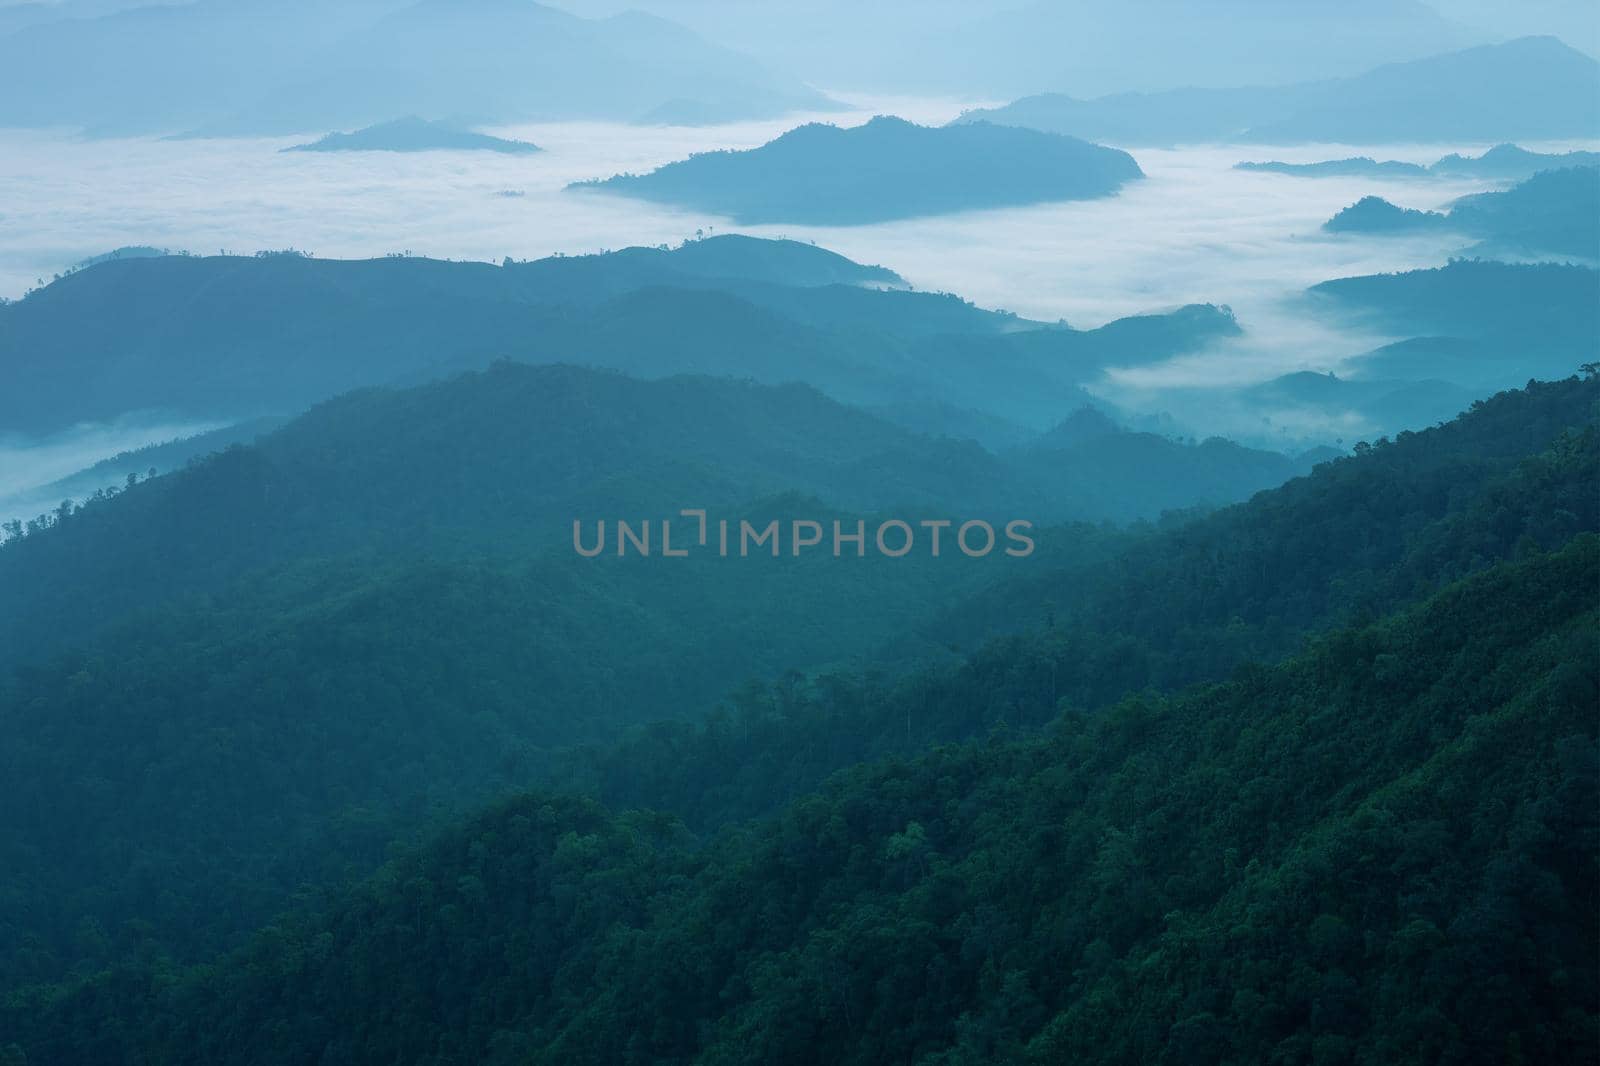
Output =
[
  {"x1": 572, "y1": 116, "x2": 1144, "y2": 225},
  {"x1": 956, "y1": 37, "x2": 1600, "y2": 146},
  {"x1": 1309, "y1": 260, "x2": 1600, "y2": 389},
  {"x1": 6, "y1": 397, "x2": 1594, "y2": 1063},
  {"x1": 1431, "y1": 143, "x2": 1600, "y2": 179},
  {"x1": 1322, "y1": 168, "x2": 1600, "y2": 260},
  {"x1": 1323, "y1": 195, "x2": 1449, "y2": 234},
  {"x1": 0, "y1": 355, "x2": 1404, "y2": 991},
  {"x1": 1446, "y1": 166, "x2": 1600, "y2": 260},
  {"x1": 1238, "y1": 157, "x2": 1430, "y2": 178},
  {"x1": 0, "y1": 358, "x2": 1327, "y2": 677},
  {"x1": 0, "y1": 237, "x2": 1232, "y2": 439},
  {"x1": 0, "y1": 0, "x2": 831, "y2": 136},
  {"x1": 284, "y1": 116, "x2": 542, "y2": 154},
  {"x1": 1240, "y1": 144, "x2": 1600, "y2": 181}
]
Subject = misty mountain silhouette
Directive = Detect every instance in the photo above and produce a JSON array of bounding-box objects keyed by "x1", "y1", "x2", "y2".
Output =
[
  {"x1": 1240, "y1": 144, "x2": 1600, "y2": 180},
  {"x1": 958, "y1": 37, "x2": 1600, "y2": 145},
  {"x1": 0, "y1": 237, "x2": 1234, "y2": 438},
  {"x1": 573, "y1": 116, "x2": 1143, "y2": 225},
  {"x1": 0, "y1": 0, "x2": 833, "y2": 135},
  {"x1": 1324, "y1": 168, "x2": 1600, "y2": 260},
  {"x1": 284, "y1": 116, "x2": 542, "y2": 154}
]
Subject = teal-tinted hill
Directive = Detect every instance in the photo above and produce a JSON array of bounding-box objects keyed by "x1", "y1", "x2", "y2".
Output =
[
  {"x1": 284, "y1": 116, "x2": 541, "y2": 154},
  {"x1": 1322, "y1": 168, "x2": 1599, "y2": 255},
  {"x1": 1323, "y1": 195, "x2": 1448, "y2": 233},
  {"x1": 1238, "y1": 157, "x2": 1430, "y2": 178},
  {"x1": 1309, "y1": 259, "x2": 1600, "y2": 388},
  {"x1": 1239, "y1": 144, "x2": 1600, "y2": 180},
  {"x1": 6, "y1": 378, "x2": 1595, "y2": 1064},
  {"x1": 572, "y1": 116, "x2": 1144, "y2": 225},
  {"x1": 957, "y1": 37, "x2": 1600, "y2": 145},
  {"x1": 0, "y1": 237, "x2": 1236, "y2": 439}
]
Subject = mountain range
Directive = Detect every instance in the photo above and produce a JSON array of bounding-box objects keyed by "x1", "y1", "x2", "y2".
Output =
[
  {"x1": 957, "y1": 37, "x2": 1600, "y2": 146},
  {"x1": 0, "y1": 0, "x2": 833, "y2": 136}
]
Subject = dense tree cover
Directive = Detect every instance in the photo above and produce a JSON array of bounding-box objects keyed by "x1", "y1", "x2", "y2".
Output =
[
  {"x1": 0, "y1": 376, "x2": 1589, "y2": 1008},
  {"x1": 574, "y1": 116, "x2": 1142, "y2": 225},
  {"x1": 0, "y1": 361, "x2": 1316, "y2": 674},
  {"x1": 556, "y1": 378, "x2": 1600, "y2": 832},
  {"x1": 8, "y1": 535, "x2": 1593, "y2": 1065}
]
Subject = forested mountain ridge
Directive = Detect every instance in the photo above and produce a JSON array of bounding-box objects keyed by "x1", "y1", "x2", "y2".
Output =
[
  {"x1": 9, "y1": 532, "x2": 1593, "y2": 1064},
  {"x1": 0, "y1": 375, "x2": 1590, "y2": 1008},
  {"x1": 0, "y1": 360, "x2": 1314, "y2": 674}
]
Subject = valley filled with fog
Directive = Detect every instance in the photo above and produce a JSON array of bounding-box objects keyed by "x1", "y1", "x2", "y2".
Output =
[{"x1": 4, "y1": 106, "x2": 1590, "y2": 523}]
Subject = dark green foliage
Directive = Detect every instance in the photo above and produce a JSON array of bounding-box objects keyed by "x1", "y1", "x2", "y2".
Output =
[
  {"x1": 11, "y1": 536, "x2": 1594, "y2": 1064},
  {"x1": 574, "y1": 116, "x2": 1143, "y2": 225},
  {"x1": 0, "y1": 376, "x2": 1589, "y2": 1006},
  {"x1": 0, "y1": 360, "x2": 1311, "y2": 674}
]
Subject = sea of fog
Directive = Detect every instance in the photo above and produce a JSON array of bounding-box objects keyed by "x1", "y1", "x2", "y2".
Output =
[{"x1": 1, "y1": 94, "x2": 1592, "y2": 521}]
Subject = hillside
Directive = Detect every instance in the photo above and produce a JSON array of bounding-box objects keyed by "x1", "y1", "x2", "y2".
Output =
[
  {"x1": 10, "y1": 531, "x2": 1593, "y2": 1064},
  {"x1": 0, "y1": 238, "x2": 1231, "y2": 438},
  {"x1": 573, "y1": 116, "x2": 1143, "y2": 225},
  {"x1": 956, "y1": 37, "x2": 1600, "y2": 146},
  {"x1": 1322, "y1": 167, "x2": 1600, "y2": 259},
  {"x1": 1308, "y1": 260, "x2": 1600, "y2": 388},
  {"x1": 1323, "y1": 195, "x2": 1447, "y2": 234},
  {"x1": 0, "y1": 375, "x2": 1589, "y2": 1000},
  {"x1": 0, "y1": 360, "x2": 1317, "y2": 675}
]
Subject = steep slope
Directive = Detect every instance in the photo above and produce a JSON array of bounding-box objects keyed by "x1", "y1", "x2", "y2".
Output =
[
  {"x1": 11, "y1": 534, "x2": 1593, "y2": 1065},
  {"x1": 0, "y1": 376, "x2": 1589, "y2": 1000}
]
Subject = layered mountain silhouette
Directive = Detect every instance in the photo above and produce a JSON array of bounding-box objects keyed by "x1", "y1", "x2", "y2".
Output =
[
  {"x1": 1323, "y1": 167, "x2": 1600, "y2": 262},
  {"x1": 0, "y1": 236, "x2": 1231, "y2": 439},
  {"x1": 957, "y1": 37, "x2": 1600, "y2": 145},
  {"x1": 0, "y1": 0, "x2": 833, "y2": 135},
  {"x1": 284, "y1": 116, "x2": 541, "y2": 154},
  {"x1": 1239, "y1": 144, "x2": 1600, "y2": 180},
  {"x1": 1310, "y1": 259, "x2": 1600, "y2": 388}
]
